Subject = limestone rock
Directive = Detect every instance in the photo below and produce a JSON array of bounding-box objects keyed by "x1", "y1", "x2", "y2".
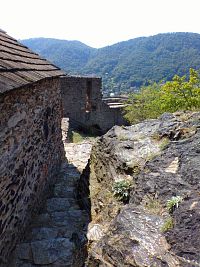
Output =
[
  {"x1": 86, "y1": 111, "x2": 200, "y2": 266},
  {"x1": 88, "y1": 205, "x2": 179, "y2": 266},
  {"x1": 87, "y1": 223, "x2": 104, "y2": 241}
]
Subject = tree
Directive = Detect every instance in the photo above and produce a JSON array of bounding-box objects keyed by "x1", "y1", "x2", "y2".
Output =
[
  {"x1": 161, "y1": 68, "x2": 200, "y2": 111},
  {"x1": 124, "y1": 69, "x2": 200, "y2": 124}
]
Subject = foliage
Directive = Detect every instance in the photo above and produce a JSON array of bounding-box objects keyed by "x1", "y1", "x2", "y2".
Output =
[
  {"x1": 124, "y1": 69, "x2": 200, "y2": 124},
  {"x1": 161, "y1": 217, "x2": 174, "y2": 232},
  {"x1": 22, "y1": 33, "x2": 200, "y2": 95},
  {"x1": 166, "y1": 196, "x2": 183, "y2": 213},
  {"x1": 70, "y1": 131, "x2": 84, "y2": 143},
  {"x1": 161, "y1": 68, "x2": 200, "y2": 111},
  {"x1": 21, "y1": 38, "x2": 95, "y2": 74},
  {"x1": 112, "y1": 180, "x2": 132, "y2": 203},
  {"x1": 123, "y1": 83, "x2": 163, "y2": 123},
  {"x1": 69, "y1": 130, "x2": 96, "y2": 143}
]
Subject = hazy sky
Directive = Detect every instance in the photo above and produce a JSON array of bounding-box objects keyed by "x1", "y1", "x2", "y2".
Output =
[{"x1": 1, "y1": 0, "x2": 200, "y2": 48}]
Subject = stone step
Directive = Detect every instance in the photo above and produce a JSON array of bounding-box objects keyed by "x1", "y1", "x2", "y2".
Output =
[
  {"x1": 31, "y1": 213, "x2": 51, "y2": 228},
  {"x1": 54, "y1": 184, "x2": 76, "y2": 198},
  {"x1": 8, "y1": 142, "x2": 92, "y2": 266},
  {"x1": 56, "y1": 176, "x2": 79, "y2": 187},
  {"x1": 12, "y1": 238, "x2": 74, "y2": 266},
  {"x1": 64, "y1": 167, "x2": 80, "y2": 175},
  {"x1": 50, "y1": 211, "x2": 87, "y2": 227},
  {"x1": 61, "y1": 162, "x2": 77, "y2": 170},
  {"x1": 25, "y1": 224, "x2": 87, "y2": 243},
  {"x1": 26, "y1": 227, "x2": 59, "y2": 242},
  {"x1": 46, "y1": 198, "x2": 72, "y2": 213},
  {"x1": 45, "y1": 198, "x2": 81, "y2": 213},
  {"x1": 31, "y1": 237, "x2": 74, "y2": 265},
  {"x1": 31, "y1": 210, "x2": 88, "y2": 229}
]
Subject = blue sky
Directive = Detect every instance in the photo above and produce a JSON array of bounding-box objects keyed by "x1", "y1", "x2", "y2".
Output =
[{"x1": 1, "y1": 0, "x2": 200, "y2": 48}]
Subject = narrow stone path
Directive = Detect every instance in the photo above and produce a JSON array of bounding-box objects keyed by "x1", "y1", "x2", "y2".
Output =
[
  {"x1": 8, "y1": 141, "x2": 93, "y2": 267},
  {"x1": 64, "y1": 141, "x2": 93, "y2": 172}
]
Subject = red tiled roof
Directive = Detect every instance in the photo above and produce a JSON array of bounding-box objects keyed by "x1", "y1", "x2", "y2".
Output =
[{"x1": 0, "y1": 30, "x2": 65, "y2": 93}]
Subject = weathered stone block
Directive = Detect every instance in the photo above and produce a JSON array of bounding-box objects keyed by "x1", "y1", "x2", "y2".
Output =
[{"x1": 31, "y1": 238, "x2": 73, "y2": 265}]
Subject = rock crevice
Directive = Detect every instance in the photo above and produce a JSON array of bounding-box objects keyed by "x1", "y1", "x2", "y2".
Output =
[{"x1": 85, "y1": 112, "x2": 200, "y2": 266}]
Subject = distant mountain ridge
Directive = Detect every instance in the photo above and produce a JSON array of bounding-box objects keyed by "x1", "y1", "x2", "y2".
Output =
[
  {"x1": 22, "y1": 38, "x2": 96, "y2": 73},
  {"x1": 21, "y1": 33, "x2": 200, "y2": 94}
]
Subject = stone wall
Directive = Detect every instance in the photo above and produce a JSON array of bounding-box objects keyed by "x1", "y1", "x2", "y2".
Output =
[
  {"x1": 61, "y1": 76, "x2": 128, "y2": 134},
  {"x1": 0, "y1": 78, "x2": 64, "y2": 263}
]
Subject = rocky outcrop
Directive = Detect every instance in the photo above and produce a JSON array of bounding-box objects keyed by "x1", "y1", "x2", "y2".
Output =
[{"x1": 86, "y1": 112, "x2": 200, "y2": 266}]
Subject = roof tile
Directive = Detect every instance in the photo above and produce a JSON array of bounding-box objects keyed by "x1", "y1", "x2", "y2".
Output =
[{"x1": 0, "y1": 31, "x2": 66, "y2": 93}]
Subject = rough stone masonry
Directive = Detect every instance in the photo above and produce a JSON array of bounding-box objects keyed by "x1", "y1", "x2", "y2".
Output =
[{"x1": 0, "y1": 78, "x2": 64, "y2": 263}]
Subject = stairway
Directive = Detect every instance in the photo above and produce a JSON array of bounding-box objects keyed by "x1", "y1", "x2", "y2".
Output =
[{"x1": 8, "y1": 162, "x2": 89, "y2": 267}]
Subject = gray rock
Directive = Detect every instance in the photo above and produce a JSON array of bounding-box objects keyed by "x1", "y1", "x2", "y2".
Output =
[
  {"x1": 7, "y1": 111, "x2": 26, "y2": 128},
  {"x1": 46, "y1": 198, "x2": 71, "y2": 212},
  {"x1": 85, "y1": 111, "x2": 200, "y2": 266},
  {"x1": 88, "y1": 205, "x2": 179, "y2": 266},
  {"x1": 31, "y1": 238, "x2": 73, "y2": 265},
  {"x1": 50, "y1": 211, "x2": 82, "y2": 227},
  {"x1": 54, "y1": 184, "x2": 75, "y2": 198},
  {"x1": 15, "y1": 243, "x2": 31, "y2": 260},
  {"x1": 31, "y1": 227, "x2": 58, "y2": 241}
]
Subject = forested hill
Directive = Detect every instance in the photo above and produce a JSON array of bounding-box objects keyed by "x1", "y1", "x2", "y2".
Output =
[
  {"x1": 21, "y1": 38, "x2": 96, "y2": 73},
  {"x1": 22, "y1": 33, "x2": 200, "y2": 94}
]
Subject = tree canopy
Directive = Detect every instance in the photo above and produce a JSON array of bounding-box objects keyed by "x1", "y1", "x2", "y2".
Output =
[
  {"x1": 124, "y1": 69, "x2": 200, "y2": 124},
  {"x1": 22, "y1": 33, "x2": 200, "y2": 95}
]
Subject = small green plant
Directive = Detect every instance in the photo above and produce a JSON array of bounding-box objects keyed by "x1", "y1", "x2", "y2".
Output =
[
  {"x1": 159, "y1": 137, "x2": 169, "y2": 150},
  {"x1": 112, "y1": 180, "x2": 132, "y2": 203},
  {"x1": 161, "y1": 217, "x2": 174, "y2": 232},
  {"x1": 166, "y1": 196, "x2": 183, "y2": 213}
]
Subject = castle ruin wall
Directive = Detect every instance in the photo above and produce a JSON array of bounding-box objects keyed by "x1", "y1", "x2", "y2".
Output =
[
  {"x1": 0, "y1": 78, "x2": 64, "y2": 262},
  {"x1": 61, "y1": 76, "x2": 127, "y2": 134}
]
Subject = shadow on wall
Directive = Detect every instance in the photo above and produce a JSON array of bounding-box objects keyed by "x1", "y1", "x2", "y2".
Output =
[
  {"x1": 0, "y1": 78, "x2": 64, "y2": 264},
  {"x1": 77, "y1": 161, "x2": 91, "y2": 214}
]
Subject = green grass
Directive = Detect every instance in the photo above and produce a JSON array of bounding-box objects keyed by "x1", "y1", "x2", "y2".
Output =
[
  {"x1": 161, "y1": 217, "x2": 174, "y2": 232},
  {"x1": 69, "y1": 130, "x2": 97, "y2": 143},
  {"x1": 166, "y1": 196, "x2": 183, "y2": 213}
]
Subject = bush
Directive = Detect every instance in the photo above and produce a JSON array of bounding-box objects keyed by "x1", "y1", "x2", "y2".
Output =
[
  {"x1": 166, "y1": 196, "x2": 183, "y2": 213},
  {"x1": 161, "y1": 217, "x2": 174, "y2": 232},
  {"x1": 112, "y1": 180, "x2": 132, "y2": 203},
  {"x1": 124, "y1": 68, "x2": 200, "y2": 124}
]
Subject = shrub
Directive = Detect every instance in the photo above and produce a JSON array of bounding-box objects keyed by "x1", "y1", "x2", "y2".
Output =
[
  {"x1": 112, "y1": 180, "x2": 132, "y2": 203},
  {"x1": 166, "y1": 196, "x2": 183, "y2": 213},
  {"x1": 161, "y1": 217, "x2": 174, "y2": 232},
  {"x1": 124, "y1": 68, "x2": 200, "y2": 124}
]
